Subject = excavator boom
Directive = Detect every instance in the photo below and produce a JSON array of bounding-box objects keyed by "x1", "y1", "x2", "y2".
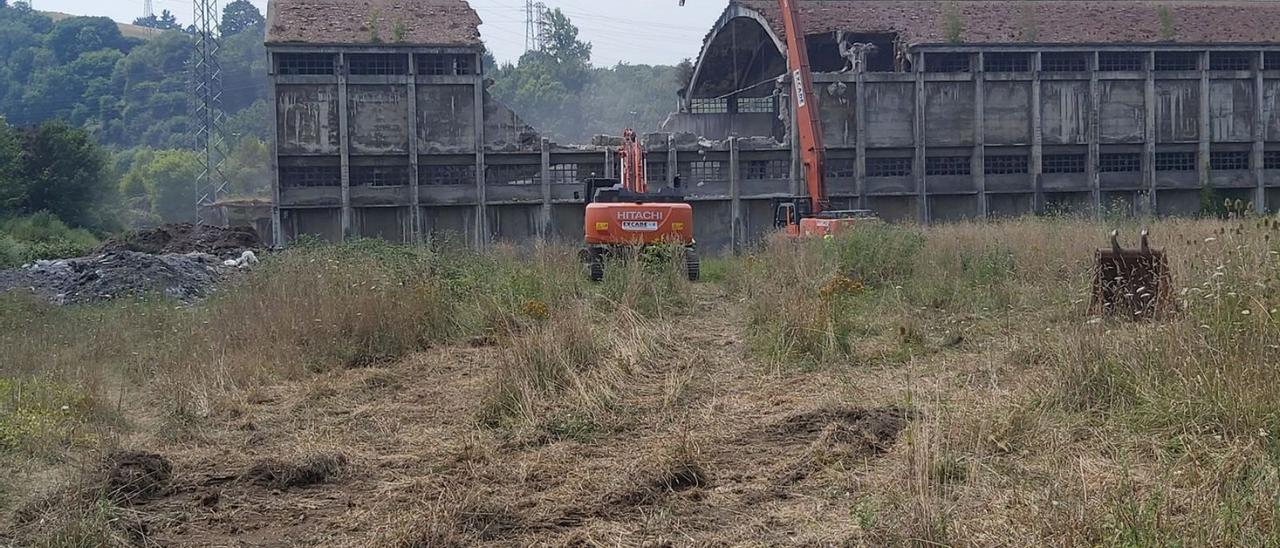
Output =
[{"x1": 777, "y1": 0, "x2": 827, "y2": 213}]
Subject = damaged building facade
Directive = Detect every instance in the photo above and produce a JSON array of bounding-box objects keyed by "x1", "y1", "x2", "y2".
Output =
[{"x1": 268, "y1": 0, "x2": 1280, "y2": 251}]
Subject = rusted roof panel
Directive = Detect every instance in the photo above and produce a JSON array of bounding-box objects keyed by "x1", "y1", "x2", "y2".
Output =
[
  {"x1": 266, "y1": 0, "x2": 482, "y2": 46},
  {"x1": 736, "y1": 0, "x2": 1280, "y2": 45}
]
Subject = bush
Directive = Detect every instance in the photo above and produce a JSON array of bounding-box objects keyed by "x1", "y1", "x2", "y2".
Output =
[{"x1": 0, "y1": 212, "x2": 100, "y2": 267}]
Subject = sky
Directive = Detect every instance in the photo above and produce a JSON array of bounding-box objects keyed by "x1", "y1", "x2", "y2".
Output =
[{"x1": 27, "y1": 0, "x2": 725, "y2": 66}]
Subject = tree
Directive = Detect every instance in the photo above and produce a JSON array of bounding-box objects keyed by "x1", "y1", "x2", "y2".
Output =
[
  {"x1": 119, "y1": 149, "x2": 200, "y2": 224},
  {"x1": 220, "y1": 0, "x2": 264, "y2": 37},
  {"x1": 0, "y1": 118, "x2": 22, "y2": 211},
  {"x1": 14, "y1": 121, "x2": 112, "y2": 229},
  {"x1": 134, "y1": 10, "x2": 182, "y2": 31},
  {"x1": 44, "y1": 16, "x2": 128, "y2": 63},
  {"x1": 541, "y1": 8, "x2": 591, "y2": 66}
]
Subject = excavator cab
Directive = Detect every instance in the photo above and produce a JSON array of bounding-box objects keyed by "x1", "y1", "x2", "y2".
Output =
[{"x1": 773, "y1": 198, "x2": 876, "y2": 238}]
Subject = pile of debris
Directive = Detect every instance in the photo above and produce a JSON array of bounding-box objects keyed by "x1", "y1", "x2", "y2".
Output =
[{"x1": 0, "y1": 224, "x2": 264, "y2": 305}]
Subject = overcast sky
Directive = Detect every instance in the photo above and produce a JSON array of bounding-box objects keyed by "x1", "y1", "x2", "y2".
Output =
[{"x1": 27, "y1": 0, "x2": 725, "y2": 66}]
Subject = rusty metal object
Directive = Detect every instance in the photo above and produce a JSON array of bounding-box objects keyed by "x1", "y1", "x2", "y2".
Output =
[{"x1": 1090, "y1": 230, "x2": 1173, "y2": 319}]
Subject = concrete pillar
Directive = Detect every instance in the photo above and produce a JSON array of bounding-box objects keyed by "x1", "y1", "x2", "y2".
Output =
[
  {"x1": 974, "y1": 52, "x2": 988, "y2": 218},
  {"x1": 729, "y1": 137, "x2": 742, "y2": 253},
  {"x1": 268, "y1": 52, "x2": 283, "y2": 247},
  {"x1": 407, "y1": 54, "x2": 421, "y2": 243},
  {"x1": 1199, "y1": 51, "x2": 1212, "y2": 193},
  {"x1": 667, "y1": 134, "x2": 678, "y2": 188},
  {"x1": 914, "y1": 51, "x2": 928, "y2": 224},
  {"x1": 1144, "y1": 51, "x2": 1157, "y2": 214},
  {"x1": 604, "y1": 148, "x2": 615, "y2": 179},
  {"x1": 539, "y1": 138, "x2": 552, "y2": 239},
  {"x1": 337, "y1": 52, "x2": 352, "y2": 240},
  {"x1": 1088, "y1": 52, "x2": 1101, "y2": 215},
  {"x1": 854, "y1": 68, "x2": 868, "y2": 210},
  {"x1": 1254, "y1": 51, "x2": 1267, "y2": 213},
  {"x1": 1031, "y1": 52, "x2": 1044, "y2": 215},
  {"x1": 473, "y1": 69, "x2": 488, "y2": 249}
]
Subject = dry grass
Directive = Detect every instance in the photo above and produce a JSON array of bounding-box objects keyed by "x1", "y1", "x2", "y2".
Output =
[{"x1": 4, "y1": 217, "x2": 1280, "y2": 546}]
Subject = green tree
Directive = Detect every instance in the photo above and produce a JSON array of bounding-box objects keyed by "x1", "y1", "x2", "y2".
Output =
[
  {"x1": 134, "y1": 10, "x2": 182, "y2": 31},
  {"x1": 541, "y1": 8, "x2": 591, "y2": 66},
  {"x1": 219, "y1": 0, "x2": 264, "y2": 37},
  {"x1": 44, "y1": 16, "x2": 131, "y2": 63},
  {"x1": 15, "y1": 121, "x2": 112, "y2": 229},
  {"x1": 0, "y1": 117, "x2": 22, "y2": 211},
  {"x1": 224, "y1": 137, "x2": 271, "y2": 197},
  {"x1": 119, "y1": 149, "x2": 200, "y2": 224}
]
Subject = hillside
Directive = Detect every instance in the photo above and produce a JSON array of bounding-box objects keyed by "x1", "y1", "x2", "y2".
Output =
[{"x1": 40, "y1": 11, "x2": 157, "y2": 40}]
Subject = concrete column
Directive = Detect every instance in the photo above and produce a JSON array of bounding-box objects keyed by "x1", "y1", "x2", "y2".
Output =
[
  {"x1": 1031, "y1": 52, "x2": 1044, "y2": 215},
  {"x1": 268, "y1": 52, "x2": 283, "y2": 247},
  {"x1": 729, "y1": 137, "x2": 742, "y2": 253},
  {"x1": 667, "y1": 134, "x2": 678, "y2": 188},
  {"x1": 604, "y1": 148, "x2": 615, "y2": 179},
  {"x1": 1144, "y1": 51, "x2": 1157, "y2": 214},
  {"x1": 914, "y1": 51, "x2": 928, "y2": 224},
  {"x1": 1254, "y1": 51, "x2": 1267, "y2": 213},
  {"x1": 1199, "y1": 51, "x2": 1212, "y2": 192},
  {"x1": 1088, "y1": 52, "x2": 1101, "y2": 215},
  {"x1": 473, "y1": 73, "x2": 488, "y2": 249},
  {"x1": 854, "y1": 69, "x2": 868, "y2": 209},
  {"x1": 539, "y1": 138, "x2": 552, "y2": 239},
  {"x1": 407, "y1": 54, "x2": 421, "y2": 244},
  {"x1": 337, "y1": 52, "x2": 352, "y2": 239},
  {"x1": 974, "y1": 52, "x2": 988, "y2": 218}
]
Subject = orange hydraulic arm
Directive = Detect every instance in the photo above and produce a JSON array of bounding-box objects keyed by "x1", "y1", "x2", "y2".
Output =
[
  {"x1": 619, "y1": 128, "x2": 648, "y2": 193},
  {"x1": 680, "y1": 0, "x2": 828, "y2": 214}
]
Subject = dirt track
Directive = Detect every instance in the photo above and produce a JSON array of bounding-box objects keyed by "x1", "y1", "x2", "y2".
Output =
[{"x1": 113, "y1": 284, "x2": 932, "y2": 546}]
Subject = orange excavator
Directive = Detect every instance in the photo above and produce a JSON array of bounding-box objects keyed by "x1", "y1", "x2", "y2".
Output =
[
  {"x1": 682, "y1": 0, "x2": 875, "y2": 237},
  {"x1": 583, "y1": 129, "x2": 699, "y2": 281}
]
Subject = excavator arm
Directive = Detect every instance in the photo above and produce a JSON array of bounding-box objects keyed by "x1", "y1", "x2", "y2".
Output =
[{"x1": 776, "y1": 0, "x2": 827, "y2": 214}]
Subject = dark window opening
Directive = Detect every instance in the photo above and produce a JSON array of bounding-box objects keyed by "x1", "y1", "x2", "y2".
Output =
[
  {"x1": 1041, "y1": 52, "x2": 1088, "y2": 72},
  {"x1": 867, "y1": 157, "x2": 912, "y2": 177},
  {"x1": 1099, "y1": 52, "x2": 1144, "y2": 72},
  {"x1": 348, "y1": 54, "x2": 409, "y2": 76},
  {"x1": 985, "y1": 155, "x2": 1029, "y2": 175},
  {"x1": 689, "y1": 98, "x2": 728, "y2": 114},
  {"x1": 983, "y1": 53, "x2": 1030, "y2": 73},
  {"x1": 1043, "y1": 154, "x2": 1086, "y2": 174},
  {"x1": 1100, "y1": 153, "x2": 1142, "y2": 172},
  {"x1": 807, "y1": 32, "x2": 898, "y2": 73},
  {"x1": 926, "y1": 53, "x2": 970, "y2": 73},
  {"x1": 486, "y1": 164, "x2": 540, "y2": 185},
  {"x1": 826, "y1": 159, "x2": 856, "y2": 180},
  {"x1": 926, "y1": 156, "x2": 971, "y2": 176},
  {"x1": 1210, "y1": 52, "x2": 1252, "y2": 71},
  {"x1": 646, "y1": 163, "x2": 667, "y2": 186},
  {"x1": 1265, "y1": 151, "x2": 1280, "y2": 170},
  {"x1": 548, "y1": 164, "x2": 578, "y2": 184},
  {"x1": 1155, "y1": 152, "x2": 1195, "y2": 172},
  {"x1": 736, "y1": 96, "x2": 775, "y2": 114},
  {"x1": 743, "y1": 159, "x2": 790, "y2": 180},
  {"x1": 1267, "y1": 53, "x2": 1280, "y2": 71},
  {"x1": 690, "y1": 161, "x2": 726, "y2": 182},
  {"x1": 1211, "y1": 151, "x2": 1250, "y2": 170},
  {"x1": 277, "y1": 53, "x2": 335, "y2": 76},
  {"x1": 1155, "y1": 51, "x2": 1199, "y2": 71},
  {"x1": 280, "y1": 165, "x2": 341, "y2": 188},
  {"x1": 350, "y1": 165, "x2": 410, "y2": 187},
  {"x1": 416, "y1": 54, "x2": 474, "y2": 76},
  {"x1": 422, "y1": 165, "x2": 473, "y2": 186}
]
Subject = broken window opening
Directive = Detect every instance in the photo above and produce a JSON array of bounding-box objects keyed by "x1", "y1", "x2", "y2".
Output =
[
  {"x1": 809, "y1": 32, "x2": 898, "y2": 73},
  {"x1": 1043, "y1": 154, "x2": 1086, "y2": 174},
  {"x1": 348, "y1": 54, "x2": 409, "y2": 76},
  {"x1": 983, "y1": 53, "x2": 1030, "y2": 73},
  {"x1": 350, "y1": 165, "x2": 410, "y2": 187},
  {"x1": 985, "y1": 155, "x2": 1029, "y2": 175},
  {"x1": 867, "y1": 157, "x2": 912, "y2": 177},
  {"x1": 277, "y1": 53, "x2": 336, "y2": 76},
  {"x1": 1267, "y1": 53, "x2": 1280, "y2": 71},
  {"x1": 416, "y1": 54, "x2": 474, "y2": 76},
  {"x1": 548, "y1": 164, "x2": 579, "y2": 184},
  {"x1": 1210, "y1": 151, "x2": 1250, "y2": 171},
  {"x1": 1099, "y1": 51, "x2": 1144, "y2": 72},
  {"x1": 926, "y1": 53, "x2": 971, "y2": 73},
  {"x1": 1155, "y1": 152, "x2": 1195, "y2": 172},
  {"x1": 1100, "y1": 153, "x2": 1141, "y2": 173},
  {"x1": 1209, "y1": 52, "x2": 1251, "y2": 71},
  {"x1": 280, "y1": 165, "x2": 341, "y2": 188},
  {"x1": 486, "y1": 164, "x2": 541, "y2": 185},
  {"x1": 690, "y1": 98, "x2": 729, "y2": 114},
  {"x1": 689, "y1": 161, "x2": 726, "y2": 183},
  {"x1": 1041, "y1": 52, "x2": 1089, "y2": 72},
  {"x1": 926, "y1": 156, "x2": 971, "y2": 176},
  {"x1": 1155, "y1": 51, "x2": 1199, "y2": 72},
  {"x1": 736, "y1": 96, "x2": 775, "y2": 114},
  {"x1": 826, "y1": 159, "x2": 856, "y2": 180},
  {"x1": 1266, "y1": 151, "x2": 1280, "y2": 170},
  {"x1": 647, "y1": 162, "x2": 668, "y2": 186},
  {"x1": 422, "y1": 165, "x2": 474, "y2": 186},
  {"x1": 743, "y1": 159, "x2": 789, "y2": 180}
]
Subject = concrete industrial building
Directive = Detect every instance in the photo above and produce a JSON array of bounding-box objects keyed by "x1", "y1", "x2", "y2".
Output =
[{"x1": 267, "y1": 0, "x2": 1280, "y2": 251}]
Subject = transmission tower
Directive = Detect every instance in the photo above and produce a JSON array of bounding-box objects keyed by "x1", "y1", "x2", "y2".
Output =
[
  {"x1": 192, "y1": 0, "x2": 227, "y2": 222},
  {"x1": 533, "y1": 2, "x2": 548, "y2": 51},
  {"x1": 143, "y1": 0, "x2": 154, "y2": 18}
]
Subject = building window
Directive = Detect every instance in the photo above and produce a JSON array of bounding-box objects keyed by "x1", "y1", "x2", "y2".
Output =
[
  {"x1": 867, "y1": 157, "x2": 912, "y2": 177},
  {"x1": 277, "y1": 53, "x2": 335, "y2": 76},
  {"x1": 983, "y1": 53, "x2": 1030, "y2": 73},
  {"x1": 1266, "y1": 151, "x2": 1280, "y2": 170},
  {"x1": 486, "y1": 164, "x2": 540, "y2": 185},
  {"x1": 926, "y1": 156, "x2": 971, "y2": 176},
  {"x1": 826, "y1": 159, "x2": 855, "y2": 180},
  {"x1": 1098, "y1": 52, "x2": 1144, "y2": 72},
  {"x1": 736, "y1": 96, "x2": 775, "y2": 113},
  {"x1": 1211, "y1": 151, "x2": 1250, "y2": 171},
  {"x1": 984, "y1": 155, "x2": 1029, "y2": 175},
  {"x1": 422, "y1": 165, "x2": 473, "y2": 186},
  {"x1": 689, "y1": 98, "x2": 728, "y2": 114},
  {"x1": 418, "y1": 54, "x2": 449, "y2": 75},
  {"x1": 1155, "y1": 152, "x2": 1196, "y2": 172},
  {"x1": 1210, "y1": 52, "x2": 1252, "y2": 71},
  {"x1": 350, "y1": 165, "x2": 410, "y2": 187},
  {"x1": 927, "y1": 53, "x2": 970, "y2": 73},
  {"x1": 1041, "y1": 52, "x2": 1088, "y2": 72},
  {"x1": 1042, "y1": 154, "x2": 1086, "y2": 174},
  {"x1": 647, "y1": 162, "x2": 667, "y2": 186},
  {"x1": 454, "y1": 55, "x2": 474, "y2": 75},
  {"x1": 347, "y1": 53, "x2": 409, "y2": 76},
  {"x1": 1155, "y1": 52, "x2": 1199, "y2": 71},
  {"x1": 279, "y1": 165, "x2": 341, "y2": 188},
  {"x1": 689, "y1": 161, "x2": 725, "y2": 182},
  {"x1": 547, "y1": 163, "x2": 578, "y2": 184},
  {"x1": 743, "y1": 159, "x2": 790, "y2": 180},
  {"x1": 1100, "y1": 153, "x2": 1141, "y2": 172},
  {"x1": 1267, "y1": 53, "x2": 1280, "y2": 71}
]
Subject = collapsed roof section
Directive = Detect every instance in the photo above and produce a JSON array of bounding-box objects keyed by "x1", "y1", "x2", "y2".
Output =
[{"x1": 266, "y1": 0, "x2": 483, "y2": 47}]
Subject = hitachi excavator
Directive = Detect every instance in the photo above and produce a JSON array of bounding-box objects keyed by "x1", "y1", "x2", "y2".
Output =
[
  {"x1": 681, "y1": 0, "x2": 876, "y2": 237},
  {"x1": 582, "y1": 129, "x2": 699, "y2": 282}
]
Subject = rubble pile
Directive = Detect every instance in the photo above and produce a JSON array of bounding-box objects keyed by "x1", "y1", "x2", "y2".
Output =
[{"x1": 96, "y1": 223, "x2": 262, "y2": 258}]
